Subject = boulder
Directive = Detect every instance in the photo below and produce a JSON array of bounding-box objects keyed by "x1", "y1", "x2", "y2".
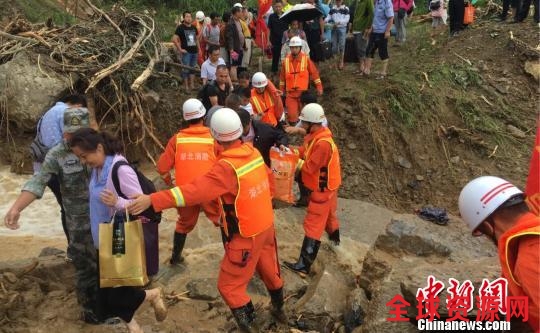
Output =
[
  {"x1": 0, "y1": 53, "x2": 75, "y2": 132},
  {"x1": 186, "y1": 278, "x2": 220, "y2": 300},
  {"x1": 524, "y1": 60, "x2": 540, "y2": 82},
  {"x1": 343, "y1": 288, "x2": 369, "y2": 332},
  {"x1": 298, "y1": 269, "x2": 349, "y2": 318},
  {"x1": 357, "y1": 214, "x2": 500, "y2": 331}
]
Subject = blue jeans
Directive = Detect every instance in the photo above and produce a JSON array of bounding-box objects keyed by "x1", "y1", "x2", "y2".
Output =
[
  {"x1": 331, "y1": 26, "x2": 347, "y2": 55},
  {"x1": 181, "y1": 52, "x2": 198, "y2": 78}
]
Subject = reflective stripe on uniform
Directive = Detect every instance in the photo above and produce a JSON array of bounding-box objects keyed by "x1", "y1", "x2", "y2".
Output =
[
  {"x1": 170, "y1": 187, "x2": 186, "y2": 207},
  {"x1": 176, "y1": 137, "x2": 215, "y2": 145},
  {"x1": 236, "y1": 156, "x2": 265, "y2": 177}
]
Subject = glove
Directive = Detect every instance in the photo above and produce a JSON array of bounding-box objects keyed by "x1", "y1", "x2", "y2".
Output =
[{"x1": 231, "y1": 50, "x2": 239, "y2": 61}]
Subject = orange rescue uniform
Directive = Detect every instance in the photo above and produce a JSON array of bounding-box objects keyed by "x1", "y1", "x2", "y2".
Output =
[
  {"x1": 498, "y1": 212, "x2": 540, "y2": 332},
  {"x1": 296, "y1": 127, "x2": 341, "y2": 240},
  {"x1": 279, "y1": 52, "x2": 323, "y2": 123},
  {"x1": 151, "y1": 141, "x2": 283, "y2": 308},
  {"x1": 156, "y1": 124, "x2": 221, "y2": 233},
  {"x1": 250, "y1": 81, "x2": 284, "y2": 127}
]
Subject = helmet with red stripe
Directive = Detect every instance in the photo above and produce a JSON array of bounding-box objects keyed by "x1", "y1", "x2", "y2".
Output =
[
  {"x1": 210, "y1": 108, "x2": 243, "y2": 142},
  {"x1": 459, "y1": 176, "x2": 523, "y2": 233}
]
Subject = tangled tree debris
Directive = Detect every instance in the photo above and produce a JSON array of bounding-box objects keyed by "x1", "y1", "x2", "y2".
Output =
[{"x1": 0, "y1": 1, "x2": 183, "y2": 163}]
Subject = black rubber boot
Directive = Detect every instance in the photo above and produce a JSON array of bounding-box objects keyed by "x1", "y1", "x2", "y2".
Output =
[
  {"x1": 231, "y1": 301, "x2": 259, "y2": 333},
  {"x1": 268, "y1": 287, "x2": 288, "y2": 323},
  {"x1": 328, "y1": 229, "x2": 340, "y2": 246},
  {"x1": 170, "y1": 232, "x2": 187, "y2": 265},
  {"x1": 284, "y1": 237, "x2": 321, "y2": 275}
]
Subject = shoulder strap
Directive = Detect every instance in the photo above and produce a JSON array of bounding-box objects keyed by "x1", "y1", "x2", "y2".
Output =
[
  {"x1": 34, "y1": 116, "x2": 45, "y2": 144},
  {"x1": 111, "y1": 160, "x2": 131, "y2": 199}
]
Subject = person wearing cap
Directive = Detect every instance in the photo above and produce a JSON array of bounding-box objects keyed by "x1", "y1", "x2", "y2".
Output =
[
  {"x1": 250, "y1": 72, "x2": 284, "y2": 128},
  {"x1": 284, "y1": 103, "x2": 341, "y2": 276},
  {"x1": 280, "y1": 36, "x2": 323, "y2": 125},
  {"x1": 458, "y1": 176, "x2": 539, "y2": 332},
  {"x1": 129, "y1": 108, "x2": 286, "y2": 332},
  {"x1": 155, "y1": 99, "x2": 221, "y2": 265},
  {"x1": 29, "y1": 94, "x2": 87, "y2": 246},
  {"x1": 4, "y1": 108, "x2": 104, "y2": 324}
]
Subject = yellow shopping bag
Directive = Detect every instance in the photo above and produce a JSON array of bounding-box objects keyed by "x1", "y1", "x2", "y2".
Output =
[{"x1": 99, "y1": 211, "x2": 149, "y2": 288}]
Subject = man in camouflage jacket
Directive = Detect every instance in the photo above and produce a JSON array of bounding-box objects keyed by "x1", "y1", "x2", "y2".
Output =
[{"x1": 4, "y1": 108, "x2": 100, "y2": 323}]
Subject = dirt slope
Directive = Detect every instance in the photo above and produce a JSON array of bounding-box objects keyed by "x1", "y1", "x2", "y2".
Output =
[{"x1": 315, "y1": 17, "x2": 538, "y2": 213}]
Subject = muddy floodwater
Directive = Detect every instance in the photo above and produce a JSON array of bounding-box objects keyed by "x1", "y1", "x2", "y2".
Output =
[{"x1": 0, "y1": 165, "x2": 67, "y2": 261}]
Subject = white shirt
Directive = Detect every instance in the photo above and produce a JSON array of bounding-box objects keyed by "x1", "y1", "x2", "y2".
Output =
[
  {"x1": 241, "y1": 103, "x2": 254, "y2": 116},
  {"x1": 200, "y1": 57, "x2": 226, "y2": 81}
]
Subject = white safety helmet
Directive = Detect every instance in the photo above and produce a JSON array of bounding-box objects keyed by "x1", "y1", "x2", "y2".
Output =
[
  {"x1": 252, "y1": 72, "x2": 268, "y2": 88},
  {"x1": 289, "y1": 36, "x2": 303, "y2": 47},
  {"x1": 210, "y1": 108, "x2": 243, "y2": 142},
  {"x1": 299, "y1": 103, "x2": 326, "y2": 124},
  {"x1": 195, "y1": 11, "x2": 205, "y2": 22},
  {"x1": 233, "y1": 2, "x2": 243, "y2": 8},
  {"x1": 458, "y1": 176, "x2": 524, "y2": 233},
  {"x1": 182, "y1": 98, "x2": 206, "y2": 121}
]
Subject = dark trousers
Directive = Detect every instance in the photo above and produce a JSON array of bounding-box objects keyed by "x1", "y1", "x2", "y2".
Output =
[
  {"x1": 305, "y1": 28, "x2": 322, "y2": 62},
  {"x1": 95, "y1": 251, "x2": 146, "y2": 323},
  {"x1": 47, "y1": 174, "x2": 68, "y2": 243},
  {"x1": 448, "y1": 0, "x2": 465, "y2": 32},
  {"x1": 271, "y1": 44, "x2": 283, "y2": 73}
]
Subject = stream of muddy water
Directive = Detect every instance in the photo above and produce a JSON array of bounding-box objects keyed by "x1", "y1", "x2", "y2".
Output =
[{"x1": 0, "y1": 165, "x2": 66, "y2": 261}]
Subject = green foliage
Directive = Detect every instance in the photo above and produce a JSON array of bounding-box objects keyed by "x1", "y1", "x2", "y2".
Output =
[
  {"x1": 455, "y1": 97, "x2": 500, "y2": 134},
  {"x1": 430, "y1": 64, "x2": 482, "y2": 89},
  {"x1": 14, "y1": 0, "x2": 77, "y2": 25},
  {"x1": 389, "y1": 94, "x2": 417, "y2": 128}
]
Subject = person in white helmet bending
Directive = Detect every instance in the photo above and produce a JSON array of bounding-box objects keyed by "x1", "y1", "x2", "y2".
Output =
[{"x1": 458, "y1": 176, "x2": 539, "y2": 332}]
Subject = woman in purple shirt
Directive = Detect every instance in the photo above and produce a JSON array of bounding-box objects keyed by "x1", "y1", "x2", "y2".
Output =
[{"x1": 70, "y1": 128, "x2": 166, "y2": 333}]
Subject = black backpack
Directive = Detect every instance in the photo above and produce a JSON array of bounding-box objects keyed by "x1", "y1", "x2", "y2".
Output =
[{"x1": 111, "y1": 160, "x2": 162, "y2": 223}]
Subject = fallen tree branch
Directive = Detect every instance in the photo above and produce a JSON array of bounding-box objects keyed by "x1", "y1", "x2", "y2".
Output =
[
  {"x1": 17, "y1": 31, "x2": 51, "y2": 48},
  {"x1": 131, "y1": 58, "x2": 155, "y2": 91},
  {"x1": 86, "y1": 26, "x2": 148, "y2": 92},
  {"x1": 0, "y1": 30, "x2": 36, "y2": 44},
  {"x1": 453, "y1": 52, "x2": 472, "y2": 66}
]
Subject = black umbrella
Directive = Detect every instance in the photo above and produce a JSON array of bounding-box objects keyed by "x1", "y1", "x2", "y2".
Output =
[{"x1": 279, "y1": 4, "x2": 323, "y2": 23}]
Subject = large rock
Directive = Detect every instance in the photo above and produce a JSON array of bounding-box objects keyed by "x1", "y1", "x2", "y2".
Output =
[
  {"x1": 298, "y1": 269, "x2": 349, "y2": 318},
  {"x1": 186, "y1": 278, "x2": 220, "y2": 300},
  {"x1": 356, "y1": 214, "x2": 500, "y2": 332},
  {"x1": 0, "y1": 53, "x2": 75, "y2": 132}
]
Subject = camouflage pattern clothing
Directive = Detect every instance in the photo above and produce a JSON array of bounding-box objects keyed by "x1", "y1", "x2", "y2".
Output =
[{"x1": 22, "y1": 140, "x2": 98, "y2": 315}]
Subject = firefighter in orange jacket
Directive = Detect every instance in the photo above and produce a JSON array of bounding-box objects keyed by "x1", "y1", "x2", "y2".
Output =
[
  {"x1": 284, "y1": 103, "x2": 341, "y2": 276},
  {"x1": 459, "y1": 176, "x2": 539, "y2": 332},
  {"x1": 279, "y1": 36, "x2": 323, "y2": 125},
  {"x1": 156, "y1": 99, "x2": 221, "y2": 265},
  {"x1": 130, "y1": 108, "x2": 286, "y2": 332},
  {"x1": 250, "y1": 72, "x2": 284, "y2": 127}
]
